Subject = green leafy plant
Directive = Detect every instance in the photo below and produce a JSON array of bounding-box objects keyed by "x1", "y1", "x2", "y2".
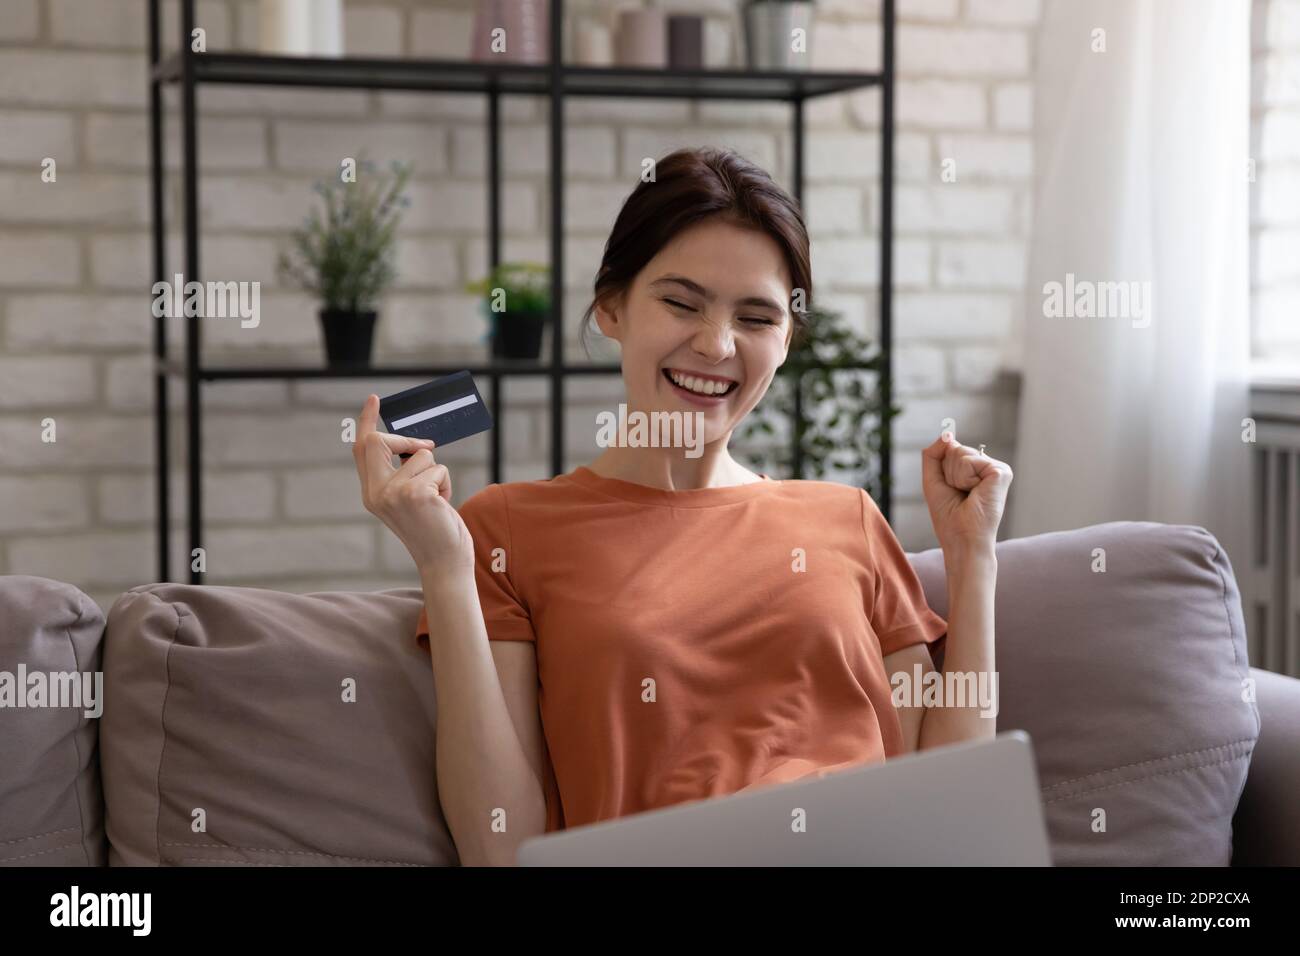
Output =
[
  {"x1": 464, "y1": 261, "x2": 551, "y2": 315},
  {"x1": 736, "y1": 304, "x2": 899, "y2": 501},
  {"x1": 277, "y1": 158, "x2": 413, "y2": 313}
]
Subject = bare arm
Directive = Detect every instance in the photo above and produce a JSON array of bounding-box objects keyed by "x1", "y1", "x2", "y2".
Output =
[
  {"x1": 423, "y1": 571, "x2": 548, "y2": 867},
  {"x1": 350, "y1": 395, "x2": 548, "y2": 867},
  {"x1": 916, "y1": 543, "x2": 998, "y2": 750},
  {"x1": 883, "y1": 642, "x2": 931, "y2": 754},
  {"x1": 914, "y1": 428, "x2": 1011, "y2": 752}
]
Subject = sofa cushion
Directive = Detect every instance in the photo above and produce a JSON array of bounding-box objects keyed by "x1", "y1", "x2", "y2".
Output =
[
  {"x1": 102, "y1": 584, "x2": 457, "y2": 866},
  {"x1": 908, "y1": 521, "x2": 1259, "y2": 865},
  {"x1": 0, "y1": 575, "x2": 107, "y2": 866}
]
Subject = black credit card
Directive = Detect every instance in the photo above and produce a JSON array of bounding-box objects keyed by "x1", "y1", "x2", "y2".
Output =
[{"x1": 378, "y1": 371, "x2": 493, "y2": 455}]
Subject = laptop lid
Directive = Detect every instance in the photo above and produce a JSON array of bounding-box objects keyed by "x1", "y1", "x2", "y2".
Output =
[{"x1": 516, "y1": 730, "x2": 1052, "y2": 866}]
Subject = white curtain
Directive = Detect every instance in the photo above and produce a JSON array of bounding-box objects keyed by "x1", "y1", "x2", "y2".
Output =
[{"x1": 1005, "y1": 0, "x2": 1252, "y2": 573}]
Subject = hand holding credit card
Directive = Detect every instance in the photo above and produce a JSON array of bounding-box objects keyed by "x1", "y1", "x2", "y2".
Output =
[
  {"x1": 353, "y1": 388, "x2": 478, "y2": 578},
  {"x1": 378, "y1": 370, "x2": 494, "y2": 458}
]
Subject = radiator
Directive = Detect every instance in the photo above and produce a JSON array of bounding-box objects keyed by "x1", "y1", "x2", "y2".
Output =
[{"x1": 1248, "y1": 388, "x2": 1300, "y2": 678}]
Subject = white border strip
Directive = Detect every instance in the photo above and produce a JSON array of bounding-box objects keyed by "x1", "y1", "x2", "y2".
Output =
[{"x1": 392, "y1": 393, "x2": 478, "y2": 430}]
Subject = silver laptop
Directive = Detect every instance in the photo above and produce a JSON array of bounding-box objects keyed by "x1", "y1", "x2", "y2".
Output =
[{"x1": 517, "y1": 730, "x2": 1052, "y2": 866}]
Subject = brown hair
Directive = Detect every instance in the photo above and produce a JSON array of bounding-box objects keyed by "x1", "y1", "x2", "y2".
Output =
[{"x1": 579, "y1": 147, "x2": 812, "y2": 357}]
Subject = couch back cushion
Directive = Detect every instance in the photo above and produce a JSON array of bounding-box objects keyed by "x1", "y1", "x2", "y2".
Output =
[
  {"x1": 908, "y1": 521, "x2": 1258, "y2": 865},
  {"x1": 0, "y1": 575, "x2": 107, "y2": 866},
  {"x1": 101, "y1": 584, "x2": 457, "y2": 866}
]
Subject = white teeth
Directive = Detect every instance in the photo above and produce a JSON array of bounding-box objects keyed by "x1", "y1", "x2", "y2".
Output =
[{"x1": 669, "y1": 370, "x2": 732, "y2": 396}]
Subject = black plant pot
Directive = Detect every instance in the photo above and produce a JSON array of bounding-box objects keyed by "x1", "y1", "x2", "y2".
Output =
[
  {"x1": 319, "y1": 309, "x2": 377, "y2": 366},
  {"x1": 492, "y1": 311, "x2": 547, "y2": 360}
]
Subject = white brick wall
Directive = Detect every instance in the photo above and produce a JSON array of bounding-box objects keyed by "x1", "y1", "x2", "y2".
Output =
[
  {"x1": 0, "y1": 234, "x2": 81, "y2": 286},
  {"x1": 0, "y1": 356, "x2": 97, "y2": 408},
  {"x1": 0, "y1": 1, "x2": 40, "y2": 42},
  {"x1": 6, "y1": 294, "x2": 152, "y2": 347},
  {"x1": 0, "y1": 171, "x2": 150, "y2": 225},
  {"x1": 898, "y1": 26, "x2": 1029, "y2": 76},
  {"x1": 0, "y1": 0, "x2": 1048, "y2": 614},
  {"x1": 937, "y1": 239, "x2": 1027, "y2": 289},
  {"x1": 965, "y1": 0, "x2": 1042, "y2": 27},
  {"x1": 0, "y1": 50, "x2": 147, "y2": 108},
  {"x1": 0, "y1": 475, "x2": 89, "y2": 532},
  {"x1": 273, "y1": 120, "x2": 447, "y2": 173},
  {"x1": 0, "y1": 111, "x2": 76, "y2": 165}
]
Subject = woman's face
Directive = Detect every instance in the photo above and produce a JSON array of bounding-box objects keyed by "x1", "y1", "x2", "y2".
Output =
[{"x1": 593, "y1": 218, "x2": 795, "y2": 445}]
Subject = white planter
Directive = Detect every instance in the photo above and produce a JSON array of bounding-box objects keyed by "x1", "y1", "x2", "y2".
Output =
[
  {"x1": 259, "y1": 0, "x2": 312, "y2": 55},
  {"x1": 259, "y1": 0, "x2": 343, "y2": 56}
]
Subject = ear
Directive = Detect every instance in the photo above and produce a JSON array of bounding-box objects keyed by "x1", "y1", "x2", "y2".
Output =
[{"x1": 592, "y1": 291, "x2": 624, "y2": 342}]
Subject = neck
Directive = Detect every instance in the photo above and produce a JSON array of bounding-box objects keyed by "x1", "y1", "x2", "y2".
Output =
[{"x1": 585, "y1": 442, "x2": 761, "y2": 491}]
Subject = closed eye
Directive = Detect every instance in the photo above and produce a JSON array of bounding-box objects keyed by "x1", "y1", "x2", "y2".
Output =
[{"x1": 665, "y1": 298, "x2": 774, "y2": 326}]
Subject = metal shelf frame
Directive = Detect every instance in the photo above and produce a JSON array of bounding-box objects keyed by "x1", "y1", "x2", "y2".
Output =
[{"x1": 147, "y1": 0, "x2": 896, "y2": 583}]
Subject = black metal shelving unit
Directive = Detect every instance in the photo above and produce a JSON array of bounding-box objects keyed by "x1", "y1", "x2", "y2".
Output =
[{"x1": 148, "y1": 0, "x2": 896, "y2": 584}]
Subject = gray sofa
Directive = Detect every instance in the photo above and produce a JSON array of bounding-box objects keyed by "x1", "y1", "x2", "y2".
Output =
[{"x1": 1, "y1": 521, "x2": 1295, "y2": 866}]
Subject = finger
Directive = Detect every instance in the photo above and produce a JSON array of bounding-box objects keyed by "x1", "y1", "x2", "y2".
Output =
[
  {"x1": 414, "y1": 462, "x2": 452, "y2": 503},
  {"x1": 983, "y1": 458, "x2": 1014, "y2": 486},
  {"x1": 921, "y1": 436, "x2": 949, "y2": 490},
  {"x1": 390, "y1": 446, "x2": 439, "y2": 485},
  {"x1": 945, "y1": 443, "x2": 989, "y2": 491},
  {"x1": 961, "y1": 447, "x2": 1005, "y2": 491},
  {"x1": 378, "y1": 432, "x2": 434, "y2": 457},
  {"x1": 356, "y1": 394, "x2": 434, "y2": 458},
  {"x1": 358, "y1": 394, "x2": 380, "y2": 438},
  {"x1": 951, "y1": 444, "x2": 977, "y2": 486},
  {"x1": 353, "y1": 395, "x2": 378, "y2": 467},
  {"x1": 925, "y1": 433, "x2": 981, "y2": 491},
  {"x1": 943, "y1": 441, "x2": 972, "y2": 488},
  {"x1": 361, "y1": 429, "x2": 403, "y2": 489},
  {"x1": 396, "y1": 438, "x2": 437, "y2": 463},
  {"x1": 937, "y1": 433, "x2": 964, "y2": 486},
  {"x1": 360, "y1": 436, "x2": 434, "y2": 489}
]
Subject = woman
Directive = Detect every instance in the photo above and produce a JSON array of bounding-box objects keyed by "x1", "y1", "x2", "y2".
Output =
[{"x1": 352, "y1": 147, "x2": 1012, "y2": 866}]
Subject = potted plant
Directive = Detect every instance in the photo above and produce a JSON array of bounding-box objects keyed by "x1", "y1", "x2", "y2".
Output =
[
  {"x1": 736, "y1": 304, "x2": 897, "y2": 501},
  {"x1": 278, "y1": 158, "x2": 412, "y2": 366},
  {"x1": 743, "y1": 0, "x2": 816, "y2": 72},
  {"x1": 465, "y1": 261, "x2": 550, "y2": 360}
]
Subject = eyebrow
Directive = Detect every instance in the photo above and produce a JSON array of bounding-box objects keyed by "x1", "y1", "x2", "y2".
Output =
[{"x1": 649, "y1": 274, "x2": 786, "y2": 315}]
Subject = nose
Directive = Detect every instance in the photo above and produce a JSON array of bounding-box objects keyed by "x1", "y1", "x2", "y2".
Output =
[{"x1": 691, "y1": 313, "x2": 735, "y2": 362}]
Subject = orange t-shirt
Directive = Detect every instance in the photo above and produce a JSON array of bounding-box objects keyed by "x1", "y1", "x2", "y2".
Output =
[{"x1": 414, "y1": 465, "x2": 947, "y2": 833}]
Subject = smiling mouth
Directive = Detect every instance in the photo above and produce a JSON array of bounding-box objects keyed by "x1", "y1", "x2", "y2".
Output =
[{"x1": 662, "y1": 368, "x2": 739, "y2": 397}]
